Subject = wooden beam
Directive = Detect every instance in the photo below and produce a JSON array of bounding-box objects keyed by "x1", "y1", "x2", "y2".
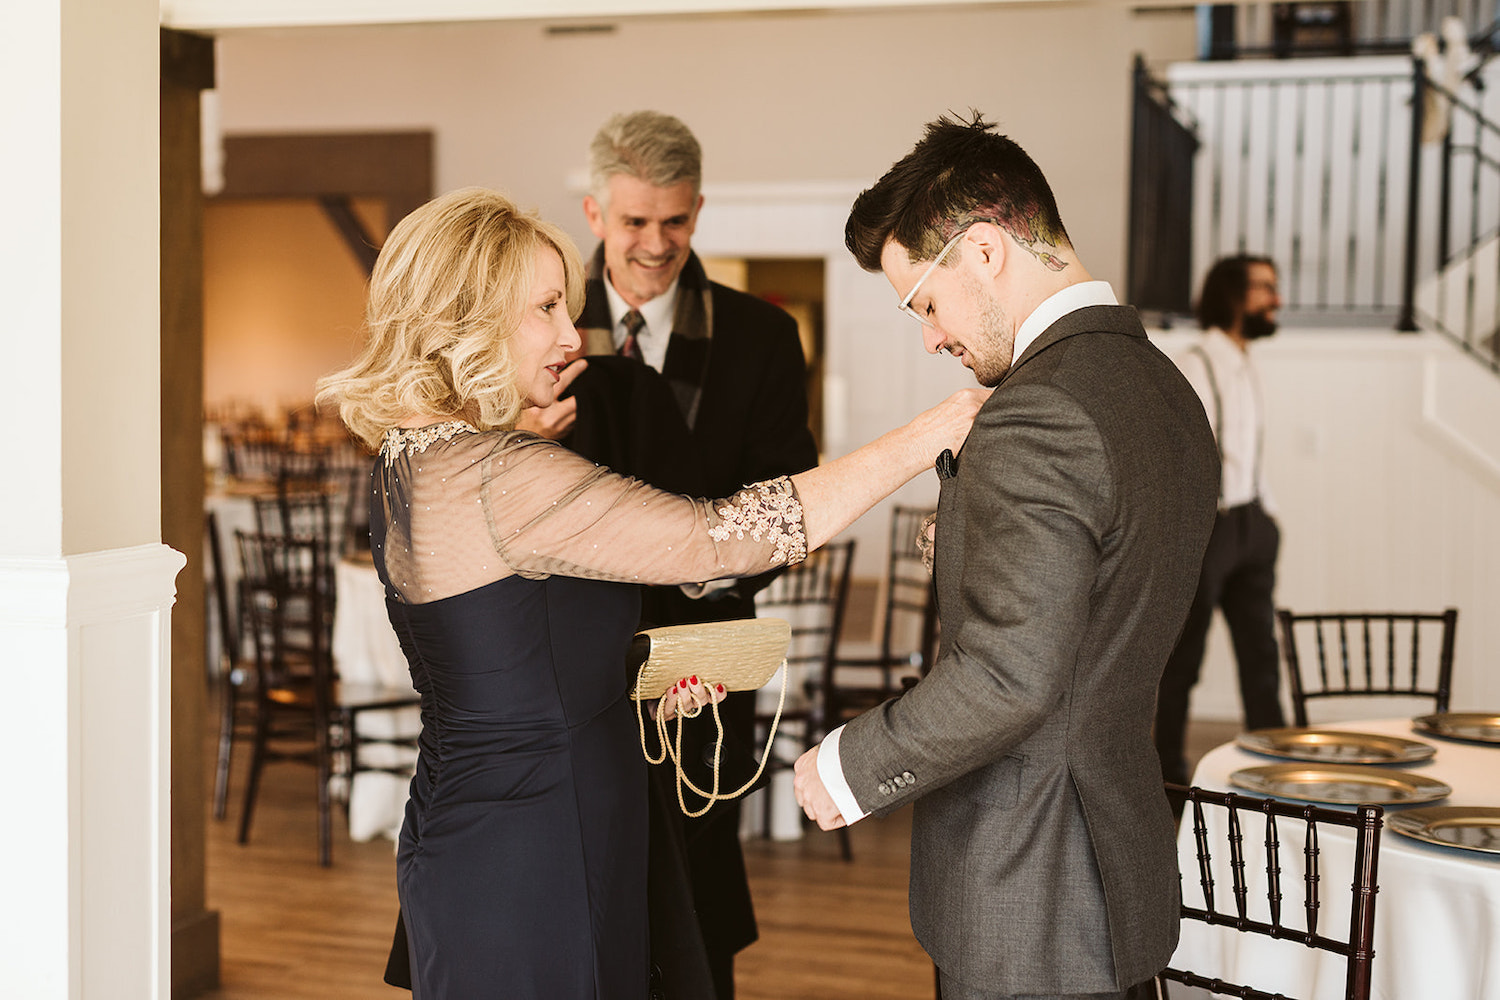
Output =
[
  {"x1": 161, "y1": 24, "x2": 222, "y2": 999},
  {"x1": 219, "y1": 131, "x2": 433, "y2": 228},
  {"x1": 318, "y1": 194, "x2": 381, "y2": 277}
]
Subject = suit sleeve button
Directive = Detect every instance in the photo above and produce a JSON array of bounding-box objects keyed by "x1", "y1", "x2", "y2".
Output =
[{"x1": 902, "y1": 771, "x2": 915, "y2": 783}]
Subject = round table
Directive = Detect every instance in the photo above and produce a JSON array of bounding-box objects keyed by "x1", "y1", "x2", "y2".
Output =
[{"x1": 1176, "y1": 716, "x2": 1500, "y2": 1000}]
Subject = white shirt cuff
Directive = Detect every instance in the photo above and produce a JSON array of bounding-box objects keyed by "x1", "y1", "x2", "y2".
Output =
[{"x1": 816, "y1": 725, "x2": 869, "y2": 825}]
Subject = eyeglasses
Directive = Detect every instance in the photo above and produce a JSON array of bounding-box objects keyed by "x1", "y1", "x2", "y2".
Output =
[{"x1": 897, "y1": 228, "x2": 969, "y2": 323}]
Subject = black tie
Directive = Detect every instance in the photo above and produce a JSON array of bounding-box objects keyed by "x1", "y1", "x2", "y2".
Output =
[{"x1": 620, "y1": 309, "x2": 645, "y2": 361}]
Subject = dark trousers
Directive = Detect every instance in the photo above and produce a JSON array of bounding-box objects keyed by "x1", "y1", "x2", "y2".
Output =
[{"x1": 1155, "y1": 501, "x2": 1285, "y2": 785}]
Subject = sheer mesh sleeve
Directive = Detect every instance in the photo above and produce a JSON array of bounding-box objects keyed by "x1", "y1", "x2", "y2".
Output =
[{"x1": 377, "y1": 425, "x2": 806, "y2": 604}]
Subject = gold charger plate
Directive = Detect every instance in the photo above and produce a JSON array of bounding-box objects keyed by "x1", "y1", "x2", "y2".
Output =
[
  {"x1": 1237, "y1": 728, "x2": 1435, "y2": 764},
  {"x1": 1388, "y1": 806, "x2": 1500, "y2": 855},
  {"x1": 1229, "y1": 763, "x2": 1452, "y2": 805},
  {"x1": 1412, "y1": 712, "x2": 1500, "y2": 746}
]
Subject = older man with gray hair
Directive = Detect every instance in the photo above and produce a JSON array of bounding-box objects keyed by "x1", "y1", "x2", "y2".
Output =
[{"x1": 524, "y1": 110, "x2": 818, "y2": 1000}]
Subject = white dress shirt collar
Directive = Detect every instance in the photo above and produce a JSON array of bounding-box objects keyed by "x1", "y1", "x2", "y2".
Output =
[
  {"x1": 603, "y1": 272, "x2": 678, "y2": 374},
  {"x1": 1011, "y1": 280, "x2": 1119, "y2": 366}
]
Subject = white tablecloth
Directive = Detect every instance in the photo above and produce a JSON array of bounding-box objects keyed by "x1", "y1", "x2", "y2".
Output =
[
  {"x1": 331, "y1": 558, "x2": 420, "y2": 842},
  {"x1": 1175, "y1": 717, "x2": 1500, "y2": 1000}
]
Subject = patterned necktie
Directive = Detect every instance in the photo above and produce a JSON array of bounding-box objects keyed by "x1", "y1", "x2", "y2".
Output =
[{"x1": 620, "y1": 309, "x2": 645, "y2": 361}]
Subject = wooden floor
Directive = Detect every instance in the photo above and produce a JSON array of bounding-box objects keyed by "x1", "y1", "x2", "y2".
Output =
[{"x1": 200, "y1": 708, "x2": 1239, "y2": 999}]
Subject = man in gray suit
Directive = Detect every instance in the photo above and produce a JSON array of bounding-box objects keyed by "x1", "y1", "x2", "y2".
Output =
[{"x1": 793, "y1": 113, "x2": 1220, "y2": 1000}]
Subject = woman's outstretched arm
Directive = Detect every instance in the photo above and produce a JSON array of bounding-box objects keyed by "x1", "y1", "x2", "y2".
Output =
[{"x1": 793, "y1": 388, "x2": 988, "y2": 551}]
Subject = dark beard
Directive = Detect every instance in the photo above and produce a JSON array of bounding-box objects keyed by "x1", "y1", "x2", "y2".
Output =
[{"x1": 1242, "y1": 311, "x2": 1278, "y2": 340}]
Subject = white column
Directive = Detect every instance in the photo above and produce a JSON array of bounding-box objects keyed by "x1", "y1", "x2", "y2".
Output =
[{"x1": 0, "y1": 1, "x2": 175, "y2": 998}]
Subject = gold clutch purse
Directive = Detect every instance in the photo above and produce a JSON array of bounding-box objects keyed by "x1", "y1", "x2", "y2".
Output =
[{"x1": 630, "y1": 618, "x2": 791, "y2": 817}]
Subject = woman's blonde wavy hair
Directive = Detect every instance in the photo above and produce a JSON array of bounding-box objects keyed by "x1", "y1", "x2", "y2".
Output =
[{"x1": 315, "y1": 187, "x2": 586, "y2": 451}]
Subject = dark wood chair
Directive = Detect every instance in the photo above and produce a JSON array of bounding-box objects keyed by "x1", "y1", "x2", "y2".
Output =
[
  {"x1": 273, "y1": 444, "x2": 331, "y2": 496},
  {"x1": 1157, "y1": 783, "x2": 1383, "y2": 1000},
  {"x1": 235, "y1": 530, "x2": 338, "y2": 864},
  {"x1": 252, "y1": 482, "x2": 335, "y2": 538},
  {"x1": 1276, "y1": 609, "x2": 1457, "y2": 726},
  {"x1": 207, "y1": 509, "x2": 257, "y2": 820},
  {"x1": 331, "y1": 449, "x2": 375, "y2": 556},
  {"x1": 753, "y1": 538, "x2": 856, "y2": 856},
  {"x1": 221, "y1": 428, "x2": 282, "y2": 480},
  {"x1": 252, "y1": 489, "x2": 338, "y2": 611},
  {"x1": 233, "y1": 529, "x2": 421, "y2": 865},
  {"x1": 828, "y1": 504, "x2": 938, "y2": 724}
]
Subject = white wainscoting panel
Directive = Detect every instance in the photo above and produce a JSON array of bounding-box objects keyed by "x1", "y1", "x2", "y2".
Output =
[
  {"x1": 0, "y1": 544, "x2": 185, "y2": 1000},
  {"x1": 1152, "y1": 328, "x2": 1500, "y2": 723}
]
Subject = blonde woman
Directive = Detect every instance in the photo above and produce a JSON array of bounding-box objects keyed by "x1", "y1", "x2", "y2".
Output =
[{"x1": 316, "y1": 187, "x2": 982, "y2": 999}]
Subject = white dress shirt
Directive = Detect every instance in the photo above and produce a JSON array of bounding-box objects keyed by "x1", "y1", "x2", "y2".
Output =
[
  {"x1": 602, "y1": 273, "x2": 677, "y2": 374},
  {"x1": 816, "y1": 280, "x2": 1120, "y2": 825},
  {"x1": 1176, "y1": 328, "x2": 1273, "y2": 512}
]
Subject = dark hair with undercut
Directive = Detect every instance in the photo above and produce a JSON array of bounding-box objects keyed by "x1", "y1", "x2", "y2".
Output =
[
  {"x1": 844, "y1": 111, "x2": 1071, "y2": 273},
  {"x1": 1196, "y1": 254, "x2": 1275, "y2": 330}
]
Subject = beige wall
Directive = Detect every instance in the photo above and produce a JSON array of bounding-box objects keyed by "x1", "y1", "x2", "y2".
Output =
[
  {"x1": 203, "y1": 197, "x2": 382, "y2": 414},
  {"x1": 213, "y1": 5, "x2": 1198, "y2": 292},
  {"x1": 206, "y1": 4, "x2": 1196, "y2": 429},
  {"x1": 4, "y1": 0, "x2": 161, "y2": 557}
]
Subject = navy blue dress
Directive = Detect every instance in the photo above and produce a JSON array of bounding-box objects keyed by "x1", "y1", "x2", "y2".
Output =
[
  {"x1": 382, "y1": 572, "x2": 647, "y2": 998},
  {"x1": 370, "y1": 423, "x2": 806, "y2": 999}
]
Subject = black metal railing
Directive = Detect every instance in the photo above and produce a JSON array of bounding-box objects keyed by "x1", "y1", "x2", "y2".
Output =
[
  {"x1": 1128, "y1": 56, "x2": 1200, "y2": 319},
  {"x1": 1205, "y1": 0, "x2": 1500, "y2": 60},
  {"x1": 1153, "y1": 59, "x2": 1416, "y2": 322},
  {"x1": 1407, "y1": 68, "x2": 1500, "y2": 367},
  {"x1": 1131, "y1": 51, "x2": 1500, "y2": 353}
]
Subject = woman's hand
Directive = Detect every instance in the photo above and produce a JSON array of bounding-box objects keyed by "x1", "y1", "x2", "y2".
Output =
[
  {"x1": 909, "y1": 387, "x2": 989, "y2": 458},
  {"x1": 514, "y1": 358, "x2": 588, "y2": 440},
  {"x1": 790, "y1": 387, "x2": 989, "y2": 553},
  {"x1": 650, "y1": 676, "x2": 727, "y2": 721}
]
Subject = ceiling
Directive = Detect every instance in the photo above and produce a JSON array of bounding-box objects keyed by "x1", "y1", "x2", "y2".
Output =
[{"x1": 159, "y1": 0, "x2": 1115, "y2": 32}]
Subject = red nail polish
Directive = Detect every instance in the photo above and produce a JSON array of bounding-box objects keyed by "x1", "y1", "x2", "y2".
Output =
[
  {"x1": 690, "y1": 676, "x2": 698, "y2": 686},
  {"x1": 716, "y1": 684, "x2": 725, "y2": 694}
]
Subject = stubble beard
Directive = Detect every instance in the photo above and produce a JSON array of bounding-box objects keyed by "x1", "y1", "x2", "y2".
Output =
[
  {"x1": 967, "y1": 288, "x2": 1018, "y2": 387},
  {"x1": 1241, "y1": 309, "x2": 1278, "y2": 340}
]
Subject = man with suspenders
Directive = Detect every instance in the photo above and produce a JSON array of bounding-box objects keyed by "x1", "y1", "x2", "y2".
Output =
[{"x1": 1154, "y1": 254, "x2": 1286, "y2": 786}]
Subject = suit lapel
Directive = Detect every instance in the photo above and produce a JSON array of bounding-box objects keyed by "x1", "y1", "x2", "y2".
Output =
[
  {"x1": 578, "y1": 249, "x2": 615, "y2": 356},
  {"x1": 582, "y1": 245, "x2": 716, "y2": 430},
  {"x1": 933, "y1": 457, "x2": 964, "y2": 659}
]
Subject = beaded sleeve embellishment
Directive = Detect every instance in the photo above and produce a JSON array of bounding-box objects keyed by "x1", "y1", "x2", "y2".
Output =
[
  {"x1": 708, "y1": 476, "x2": 807, "y2": 565},
  {"x1": 381, "y1": 421, "x2": 478, "y2": 465}
]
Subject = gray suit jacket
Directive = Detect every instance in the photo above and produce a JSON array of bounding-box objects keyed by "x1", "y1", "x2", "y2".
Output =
[{"x1": 838, "y1": 304, "x2": 1219, "y2": 995}]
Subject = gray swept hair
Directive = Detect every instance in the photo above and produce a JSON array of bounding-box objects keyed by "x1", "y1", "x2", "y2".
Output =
[{"x1": 588, "y1": 110, "x2": 702, "y2": 205}]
